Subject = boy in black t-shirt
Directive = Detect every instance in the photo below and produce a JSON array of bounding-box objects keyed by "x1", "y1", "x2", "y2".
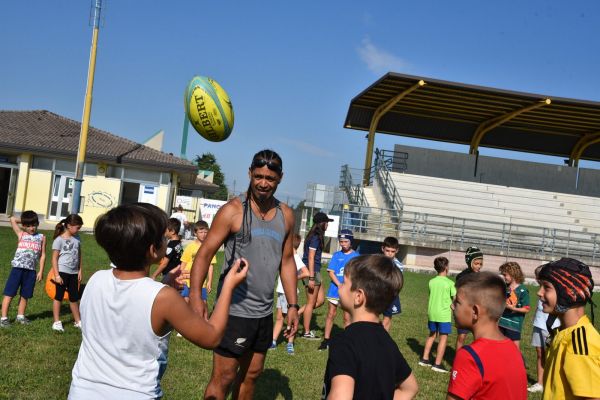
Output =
[
  {"x1": 322, "y1": 255, "x2": 418, "y2": 400},
  {"x1": 151, "y1": 218, "x2": 183, "y2": 283}
]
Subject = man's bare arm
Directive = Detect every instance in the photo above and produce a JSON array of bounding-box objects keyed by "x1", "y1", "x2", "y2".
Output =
[{"x1": 279, "y1": 204, "x2": 299, "y2": 336}]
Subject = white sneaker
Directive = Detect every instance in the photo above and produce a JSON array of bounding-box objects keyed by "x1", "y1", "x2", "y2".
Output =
[
  {"x1": 73, "y1": 321, "x2": 82, "y2": 329},
  {"x1": 52, "y1": 321, "x2": 64, "y2": 332},
  {"x1": 528, "y1": 383, "x2": 543, "y2": 393}
]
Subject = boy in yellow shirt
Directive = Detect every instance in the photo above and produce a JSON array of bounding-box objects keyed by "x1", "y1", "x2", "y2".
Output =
[
  {"x1": 537, "y1": 257, "x2": 600, "y2": 400},
  {"x1": 177, "y1": 221, "x2": 216, "y2": 305}
]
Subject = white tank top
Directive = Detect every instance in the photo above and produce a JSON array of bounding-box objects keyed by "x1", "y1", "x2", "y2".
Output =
[{"x1": 69, "y1": 269, "x2": 171, "y2": 399}]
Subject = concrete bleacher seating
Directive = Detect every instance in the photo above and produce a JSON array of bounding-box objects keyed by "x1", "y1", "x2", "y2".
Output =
[{"x1": 390, "y1": 172, "x2": 600, "y2": 234}]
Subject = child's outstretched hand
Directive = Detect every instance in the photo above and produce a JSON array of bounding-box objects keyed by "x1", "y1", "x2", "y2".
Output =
[{"x1": 223, "y1": 258, "x2": 249, "y2": 289}]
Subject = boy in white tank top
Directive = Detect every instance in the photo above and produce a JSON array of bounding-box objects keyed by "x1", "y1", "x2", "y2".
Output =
[{"x1": 68, "y1": 203, "x2": 248, "y2": 399}]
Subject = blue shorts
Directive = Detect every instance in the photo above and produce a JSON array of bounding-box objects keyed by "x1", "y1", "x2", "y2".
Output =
[
  {"x1": 3, "y1": 268, "x2": 36, "y2": 299},
  {"x1": 181, "y1": 284, "x2": 207, "y2": 301},
  {"x1": 383, "y1": 295, "x2": 401, "y2": 317},
  {"x1": 428, "y1": 321, "x2": 452, "y2": 335}
]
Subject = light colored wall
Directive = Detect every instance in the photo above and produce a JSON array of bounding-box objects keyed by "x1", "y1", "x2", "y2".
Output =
[
  {"x1": 13, "y1": 154, "x2": 31, "y2": 214},
  {"x1": 80, "y1": 175, "x2": 122, "y2": 228},
  {"x1": 23, "y1": 169, "x2": 53, "y2": 217}
]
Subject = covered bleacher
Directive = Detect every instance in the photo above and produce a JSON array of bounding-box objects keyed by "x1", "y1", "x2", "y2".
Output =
[{"x1": 339, "y1": 73, "x2": 600, "y2": 270}]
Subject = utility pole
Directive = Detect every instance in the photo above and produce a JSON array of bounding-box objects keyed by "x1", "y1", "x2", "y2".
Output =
[{"x1": 72, "y1": 0, "x2": 103, "y2": 214}]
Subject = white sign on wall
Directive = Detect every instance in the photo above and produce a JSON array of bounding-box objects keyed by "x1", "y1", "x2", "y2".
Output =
[
  {"x1": 139, "y1": 185, "x2": 157, "y2": 205},
  {"x1": 198, "y1": 198, "x2": 227, "y2": 226},
  {"x1": 324, "y1": 215, "x2": 340, "y2": 238},
  {"x1": 175, "y1": 195, "x2": 193, "y2": 210}
]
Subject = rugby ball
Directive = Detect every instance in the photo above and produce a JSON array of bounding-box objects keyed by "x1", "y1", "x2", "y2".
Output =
[{"x1": 185, "y1": 76, "x2": 234, "y2": 142}]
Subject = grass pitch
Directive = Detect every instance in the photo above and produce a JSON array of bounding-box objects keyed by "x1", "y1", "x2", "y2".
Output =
[{"x1": 1, "y1": 226, "x2": 598, "y2": 399}]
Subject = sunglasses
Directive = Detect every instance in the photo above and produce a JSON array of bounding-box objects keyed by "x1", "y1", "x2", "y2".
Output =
[{"x1": 250, "y1": 159, "x2": 282, "y2": 174}]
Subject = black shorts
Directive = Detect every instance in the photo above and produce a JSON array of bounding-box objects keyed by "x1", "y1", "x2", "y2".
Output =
[
  {"x1": 214, "y1": 314, "x2": 273, "y2": 358},
  {"x1": 499, "y1": 326, "x2": 521, "y2": 341},
  {"x1": 54, "y1": 272, "x2": 80, "y2": 302}
]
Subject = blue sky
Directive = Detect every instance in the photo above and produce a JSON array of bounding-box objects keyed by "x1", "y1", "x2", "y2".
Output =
[{"x1": 2, "y1": 1, "x2": 600, "y2": 205}]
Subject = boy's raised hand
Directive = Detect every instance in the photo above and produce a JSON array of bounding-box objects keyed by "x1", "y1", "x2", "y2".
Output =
[{"x1": 222, "y1": 258, "x2": 249, "y2": 289}]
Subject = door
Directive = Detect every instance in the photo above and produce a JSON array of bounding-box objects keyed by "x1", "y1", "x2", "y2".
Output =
[{"x1": 49, "y1": 174, "x2": 74, "y2": 219}]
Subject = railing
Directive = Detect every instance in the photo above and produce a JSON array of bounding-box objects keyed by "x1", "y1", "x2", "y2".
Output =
[
  {"x1": 338, "y1": 204, "x2": 600, "y2": 266},
  {"x1": 339, "y1": 164, "x2": 369, "y2": 207},
  {"x1": 374, "y1": 149, "x2": 404, "y2": 212}
]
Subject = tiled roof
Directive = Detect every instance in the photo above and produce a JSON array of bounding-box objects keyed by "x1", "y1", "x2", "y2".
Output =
[{"x1": 0, "y1": 110, "x2": 196, "y2": 172}]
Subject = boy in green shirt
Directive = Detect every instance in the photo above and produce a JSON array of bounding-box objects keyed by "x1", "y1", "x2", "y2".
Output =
[{"x1": 419, "y1": 256, "x2": 456, "y2": 373}]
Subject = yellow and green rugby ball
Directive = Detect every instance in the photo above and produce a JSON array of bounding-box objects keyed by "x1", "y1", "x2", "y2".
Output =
[{"x1": 185, "y1": 76, "x2": 234, "y2": 142}]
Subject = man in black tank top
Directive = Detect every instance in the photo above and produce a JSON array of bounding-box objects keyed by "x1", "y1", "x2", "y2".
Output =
[{"x1": 189, "y1": 150, "x2": 298, "y2": 400}]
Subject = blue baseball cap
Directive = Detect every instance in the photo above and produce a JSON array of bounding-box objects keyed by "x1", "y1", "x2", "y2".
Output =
[{"x1": 338, "y1": 229, "x2": 354, "y2": 241}]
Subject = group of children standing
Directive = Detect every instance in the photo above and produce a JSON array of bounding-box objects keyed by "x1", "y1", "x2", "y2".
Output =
[
  {"x1": 2, "y1": 207, "x2": 599, "y2": 399},
  {"x1": 1, "y1": 211, "x2": 84, "y2": 332}
]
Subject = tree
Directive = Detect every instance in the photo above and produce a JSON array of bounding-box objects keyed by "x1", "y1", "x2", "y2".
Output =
[{"x1": 195, "y1": 152, "x2": 228, "y2": 200}]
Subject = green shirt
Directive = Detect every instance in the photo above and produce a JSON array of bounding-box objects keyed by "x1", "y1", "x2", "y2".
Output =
[
  {"x1": 428, "y1": 275, "x2": 456, "y2": 323},
  {"x1": 499, "y1": 284, "x2": 530, "y2": 332}
]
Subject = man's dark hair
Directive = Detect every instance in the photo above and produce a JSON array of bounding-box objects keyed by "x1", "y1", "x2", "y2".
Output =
[
  {"x1": 20, "y1": 210, "x2": 39, "y2": 226},
  {"x1": 167, "y1": 218, "x2": 181, "y2": 234},
  {"x1": 382, "y1": 236, "x2": 399, "y2": 249},
  {"x1": 344, "y1": 255, "x2": 403, "y2": 315},
  {"x1": 95, "y1": 203, "x2": 168, "y2": 271},
  {"x1": 195, "y1": 220, "x2": 209, "y2": 231},
  {"x1": 455, "y1": 271, "x2": 506, "y2": 320},
  {"x1": 434, "y1": 256, "x2": 449, "y2": 273}
]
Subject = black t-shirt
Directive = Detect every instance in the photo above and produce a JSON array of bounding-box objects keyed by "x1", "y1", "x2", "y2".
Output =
[
  {"x1": 455, "y1": 267, "x2": 474, "y2": 283},
  {"x1": 322, "y1": 321, "x2": 412, "y2": 400},
  {"x1": 163, "y1": 239, "x2": 183, "y2": 275}
]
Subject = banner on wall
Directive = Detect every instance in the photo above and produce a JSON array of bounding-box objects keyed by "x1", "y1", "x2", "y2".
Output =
[{"x1": 198, "y1": 198, "x2": 227, "y2": 226}]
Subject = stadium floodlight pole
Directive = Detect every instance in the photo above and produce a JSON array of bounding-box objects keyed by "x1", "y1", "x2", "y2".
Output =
[
  {"x1": 180, "y1": 113, "x2": 189, "y2": 159},
  {"x1": 362, "y1": 80, "x2": 426, "y2": 185},
  {"x1": 72, "y1": 0, "x2": 103, "y2": 214}
]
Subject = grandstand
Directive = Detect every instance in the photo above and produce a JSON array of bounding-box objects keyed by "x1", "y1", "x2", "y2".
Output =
[{"x1": 334, "y1": 73, "x2": 600, "y2": 278}]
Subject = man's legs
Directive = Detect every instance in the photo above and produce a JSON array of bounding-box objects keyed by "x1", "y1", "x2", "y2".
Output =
[
  {"x1": 204, "y1": 353, "x2": 241, "y2": 400},
  {"x1": 232, "y1": 351, "x2": 266, "y2": 400}
]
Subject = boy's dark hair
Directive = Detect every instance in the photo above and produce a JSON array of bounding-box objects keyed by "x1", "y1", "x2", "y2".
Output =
[
  {"x1": 195, "y1": 220, "x2": 209, "y2": 231},
  {"x1": 95, "y1": 203, "x2": 168, "y2": 271},
  {"x1": 499, "y1": 261, "x2": 524, "y2": 284},
  {"x1": 292, "y1": 233, "x2": 301, "y2": 250},
  {"x1": 382, "y1": 236, "x2": 399, "y2": 250},
  {"x1": 167, "y1": 218, "x2": 181, "y2": 234},
  {"x1": 20, "y1": 210, "x2": 39, "y2": 226},
  {"x1": 53, "y1": 214, "x2": 84, "y2": 239},
  {"x1": 455, "y1": 271, "x2": 506, "y2": 320},
  {"x1": 344, "y1": 254, "x2": 403, "y2": 315},
  {"x1": 434, "y1": 256, "x2": 449, "y2": 273}
]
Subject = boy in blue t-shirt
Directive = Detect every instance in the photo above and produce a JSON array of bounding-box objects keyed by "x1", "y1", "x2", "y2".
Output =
[{"x1": 318, "y1": 229, "x2": 358, "y2": 351}]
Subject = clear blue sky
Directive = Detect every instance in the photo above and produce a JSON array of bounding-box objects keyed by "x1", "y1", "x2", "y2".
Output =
[{"x1": 2, "y1": 1, "x2": 600, "y2": 205}]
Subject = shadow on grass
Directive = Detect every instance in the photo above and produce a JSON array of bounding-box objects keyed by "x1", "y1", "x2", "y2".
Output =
[
  {"x1": 406, "y1": 337, "x2": 457, "y2": 366},
  {"x1": 255, "y1": 368, "x2": 293, "y2": 400}
]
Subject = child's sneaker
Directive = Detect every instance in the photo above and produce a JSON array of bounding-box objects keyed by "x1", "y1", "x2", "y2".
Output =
[
  {"x1": 418, "y1": 358, "x2": 432, "y2": 367},
  {"x1": 527, "y1": 383, "x2": 543, "y2": 393},
  {"x1": 268, "y1": 341, "x2": 277, "y2": 350},
  {"x1": 302, "y1": 330, "x2": 320, "y2": 340},
  {"x1": 0, "y1": 318, "x2": 10, "y2": 328},
  {"x1": 52, "y1": 321, "x2": 64, "y2": 332},
  {"x1": 286, "y1": 343, "x2": 295, "y2": 355},
  {"x1": 16, "y1": 316, "x2": 31, "y2": 325},
  {"x1": 431, "y1": 364, "x2": 449, "y2": 373},
  {"x1": 73, "y1": 321, "x2": 82, "y2": 329},
  {"x1": 318, "y1": 339, "x2": 329, "y2": 351}
]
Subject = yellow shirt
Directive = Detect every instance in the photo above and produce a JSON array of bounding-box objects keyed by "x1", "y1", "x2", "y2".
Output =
[
  {"x1": 543, "y1": 315, "x2": 600, "y2": 400},
  {"x1": 180, "y1": 241, "x2": 216, "y2": 288}
]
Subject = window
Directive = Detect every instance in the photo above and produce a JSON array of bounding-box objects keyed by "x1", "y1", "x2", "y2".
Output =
[
  {"x1": 124, "y1": 168, "x2": 160, "y2": 184},
  {"x1": 160, "y1": 172, "x2": 171, "y2": 185},
  {"x1": 107, "y1": 166, "x2": 124, "y2": 179},
  {"x1": 32, "y1": 156, "x2": 54, "y2": 170},
  {"x1": 55, "y1": 159, "x2": 76, "y2": 173},
  {"x1": 84, "y1": 163, "x2": 97, "y2": 176}
]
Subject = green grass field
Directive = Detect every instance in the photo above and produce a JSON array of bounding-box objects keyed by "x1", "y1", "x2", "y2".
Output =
[{"x1": 1, "y1": 226, "x2": 598, "y2": 399}]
